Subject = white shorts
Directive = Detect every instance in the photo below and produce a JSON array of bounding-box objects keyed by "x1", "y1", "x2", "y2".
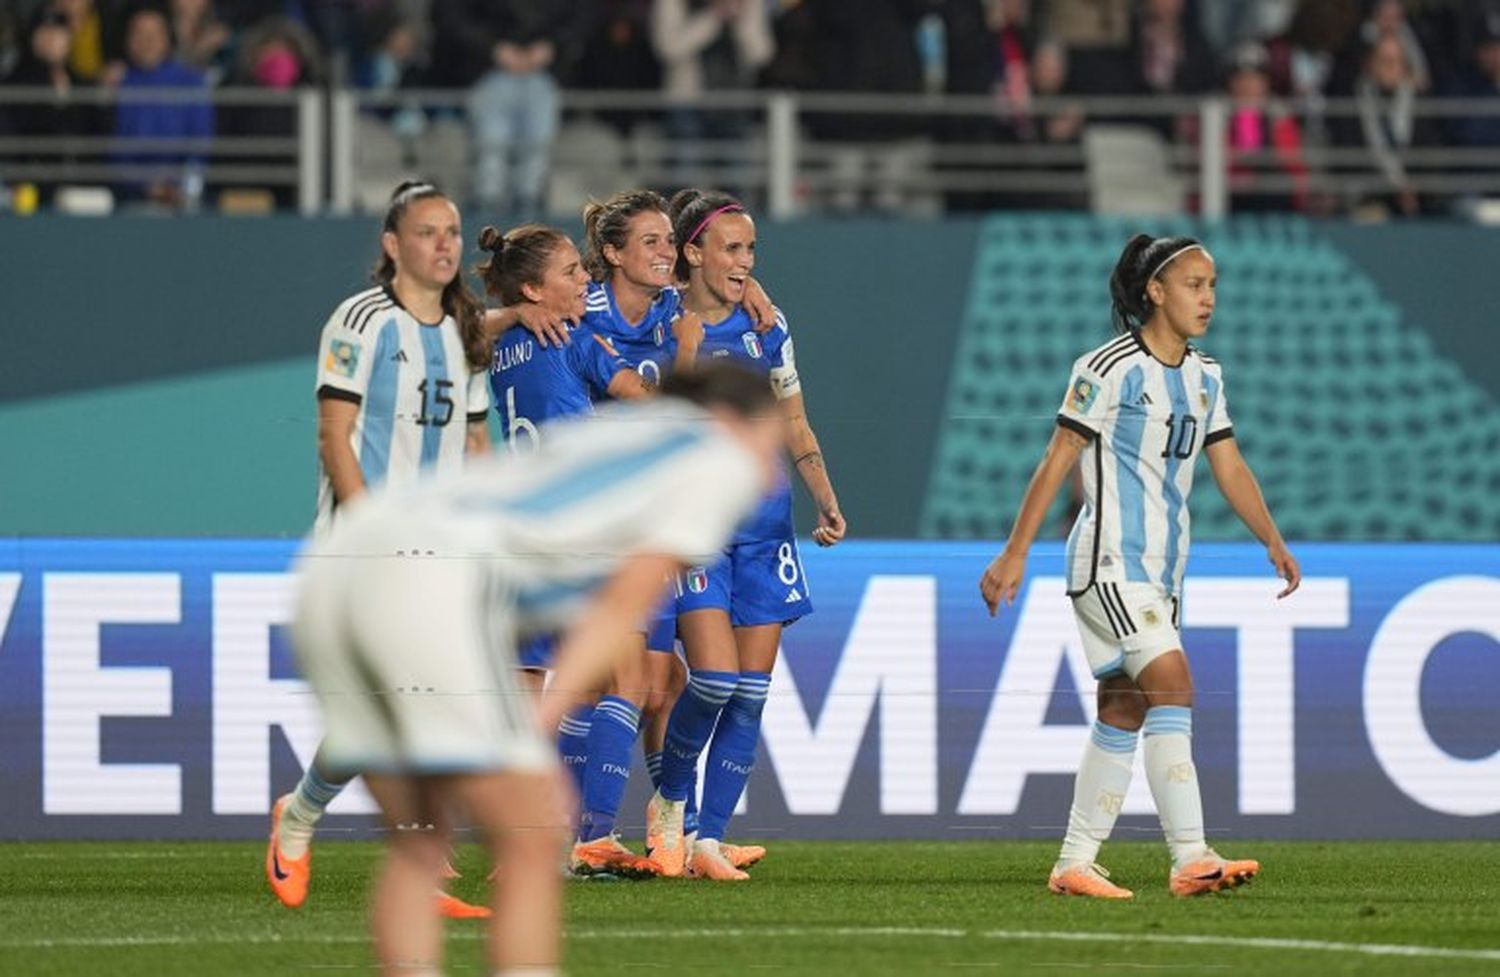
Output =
[
  {"x1": 1070, "y1": 581, "x2": 1183, "y2": 681},
  {"x1": 291, "y1": 545, "x2": 554, "y2": 777}
]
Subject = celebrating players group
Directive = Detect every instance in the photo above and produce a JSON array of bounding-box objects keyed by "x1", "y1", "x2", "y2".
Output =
[{"x1": 272, "y1": 181, "x2": 1301, "y2": 977}]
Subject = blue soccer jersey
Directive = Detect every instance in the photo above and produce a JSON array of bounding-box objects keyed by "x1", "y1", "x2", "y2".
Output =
[
  {"x1": 697, "y1": 307, "x2": 801, "y2": 544},
  {"x1": 581, "y1": 281, "x2": 682, "y2": 390},
  {"x1": 490, "y1": 323, "x2": 630, "y2": 452}
]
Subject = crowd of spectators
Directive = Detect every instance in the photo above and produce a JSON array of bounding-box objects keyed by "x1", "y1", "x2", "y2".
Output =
[{"x1": 1, "y1": 0, "x2": 1499, "y2": 216}]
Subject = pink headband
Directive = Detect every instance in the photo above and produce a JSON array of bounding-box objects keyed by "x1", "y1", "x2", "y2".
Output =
[{"x1": 686, "y1": 203, "x2": 745, "y2": 245}]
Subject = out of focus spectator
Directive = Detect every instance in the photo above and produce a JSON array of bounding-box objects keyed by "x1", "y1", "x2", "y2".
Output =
[
  {"x1": 113, "y1": 5, "x2": 214, "y2": 207},
  {"x1": 169, "y1": 0, "x2": 231, "y2": 84},
  {"x1": 55, "y1": 0, "x2": 124, "y2": 84},
  {"x1": 651, "y1": 0, "x2": 772, "y2": 189},
  {"x1": 760, "y1": 0, "x2": 817, "y2": 90},
  {"x1": 988, "y1": 0, "x2": 1037, "y2": 123},
  {"x1": 222, "y1": 16, "x2": 321, "y2": 207},
  {"x1": 574, "y1": 0, "x2": 659, "y2": 134},
  {"x1": 1265, "y1": 0, "x2": 1360, "y2": 106},
  {"x1": 1043, "y1": 0, "x2": 1131, "y2": 94},
  {"x1": 430, "y1": 0, "x2": 573, "y2": 217},
  {"x1": 354, "y1": 6, "x2": 426, "y2": 140},
  {"x1": 1, "y1": 7, "x2": 103, "y2": 203},
  {"x1": 1345, "y1": 34, "x2": 1438, "y2": 217},
  {"x1": 1223, "y1": 41, "x2": 1308, "y2": 212},
  {"x1": 1359, "y1": 0, "x2": 1431, "y2": 92},
  {"x1": 1131, "y1": 0, "x2": 1215, "y2": 96},
  {"x1": 1029, "y1": 39, "x2": 1085, "y2": 144},
  {"x1": 1448, "y1": 19, "x2": 1500, "y2": 148}
]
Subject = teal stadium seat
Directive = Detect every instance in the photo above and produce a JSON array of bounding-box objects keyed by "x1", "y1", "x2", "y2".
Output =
[{"x1": 919, "y1": 215, "x2": 1500, "y2": 541}]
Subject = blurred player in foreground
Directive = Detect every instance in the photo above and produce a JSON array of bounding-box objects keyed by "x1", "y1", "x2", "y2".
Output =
[
  {"x1": 979, "y1": 234, "x2": 1300, "y2": 899},
  {"x1": 646, "y1": 189, "x2": 845, "y2": 880},
  {"x1": 291, "y1": 363, "x2": 782, "y2": 977},
  {"x1": 270, "y1": 180, "x2": 493, "y2": 917}
]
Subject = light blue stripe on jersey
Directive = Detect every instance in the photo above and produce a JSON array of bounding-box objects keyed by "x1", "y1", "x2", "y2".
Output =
[
  {"x1": 418, "y1": 323, "x2": 450, "y2": 468},
  {"x1": 1202, "y1": 369, "x2": 1221, "y2": 432},
  {"x1": 1112, "y1": 364, "x2": 1150, "y2": 582},
  {"x1": 516, "y1": 574, "x2": 605, "y2": 614},
  {"x1": 1160, "y1": 368, "x2": 1191, "y2": 593},
  {"x1": 359, "y1": 319, "x2": 401, "y2": 485},
  {"x1": 507, "y1": 427, "x2": 704, "y2": 517}
]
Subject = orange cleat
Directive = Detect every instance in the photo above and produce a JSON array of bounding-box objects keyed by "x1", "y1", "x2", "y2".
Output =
[
  {"x1": 1170, "y1": 850, "x2": 1259, "y2": 897},
  {"x1": 645, "y1": 792, "x2": 686, "y2": 877},
  {"x1": 572, "y1": 835, "x2": 663, "y2": 880},
  {"x1": 266, "y1": 794, "x2": 312, "y2": 908},
  {"x1": 1048, "y1": 862, "x2": 1134, "y2": 900},
  {"x1": 720, "y1": 842, "x2": 766, "y2": 870},
  {"x1": 687, "y1": 841, "x2": 749, "y2": 882},
  {"x1": 434, "y1": 890, "x2": 491, "y2": 919}
]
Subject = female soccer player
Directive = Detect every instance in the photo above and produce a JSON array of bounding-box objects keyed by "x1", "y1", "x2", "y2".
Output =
[
  {"x1": 267, "y1": 180, "x2": 494, "y2": 916},
  {"x1": 291, "y1": 363, "x2": 783, "y2": 977},
  {"x1": 978, "y1": 234, "x2": 1300, "y2": 899},
  {"x1": 647, "y1": 189, "x2": 846, "y2": 881}
]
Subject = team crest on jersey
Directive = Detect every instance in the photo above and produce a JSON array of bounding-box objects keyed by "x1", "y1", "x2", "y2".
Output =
[
  {"x1": 1069, "y1": 376, "x2": 1098, "y2": 413},
  {"x1": 326, "y1": 339, "x2": 360, "y2": 378},
  {"x1": 742, "y1": 333, "x2": 763, "y2": 359},
  {"x1": 686, "y1": 567, "x2": 709, "y2": 594},
  {"x1": 1200, "y1": 388, "x2": 1211, "y2": 410},
  {"x1": 653, "y1": 323, "x2": 666, "y2": 346},
  {"x1": 1142, "y1": 608, "x2": 1160, "y2": 627}
]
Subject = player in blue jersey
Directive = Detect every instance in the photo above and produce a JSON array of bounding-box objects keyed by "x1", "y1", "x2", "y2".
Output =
[
  {"x1": 269, "y1": 180, "x2": 493, "y2": 918},
  {"x1": 646, "y1": 189, "x2": 846, "y2": 881},
  {"x1": 551, "y1": 188, "x2": 706, "y2": 875},
  {"x1": 979, "y1": 234, "x2": 1301, "y2": 899}
]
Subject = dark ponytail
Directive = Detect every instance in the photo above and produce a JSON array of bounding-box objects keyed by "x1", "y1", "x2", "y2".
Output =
[
  {"x1": 1108, "y1": 233, "x2": 1203, "y2": 333},
  {"x1": 475, "y1": 223, "x2": 571, "y2": 307},
  {"x1": 668, "y1": 187, "x2": 746, "y2": 283},
  {"x1": 372, "y1": 179, "x2": 490, "y2": 370}
]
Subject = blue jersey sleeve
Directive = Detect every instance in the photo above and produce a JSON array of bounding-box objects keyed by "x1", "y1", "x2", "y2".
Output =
[{"x1": 568, "y1": 330, "x2": 630, "y2": 398}]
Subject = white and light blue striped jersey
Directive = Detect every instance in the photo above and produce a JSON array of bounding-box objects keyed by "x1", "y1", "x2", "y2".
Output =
[
  {"x1": 1057, "y1": 331, "x2": 1233, "y2": 597},
  {"x1": 312, "y1": 400, "x2": 764, "y2": 638},
  {"x1": 313, "y1": 285, "x2": 492, "y2": 532}
]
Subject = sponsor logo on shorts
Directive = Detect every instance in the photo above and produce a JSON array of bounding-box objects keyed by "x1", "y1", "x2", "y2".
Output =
[
  {"x1": 1142, "y1": 608, "x2": 1160, "y2": 627},
  {"x1": 785, "y1": 588, "x2": 802, "y2": 603}
]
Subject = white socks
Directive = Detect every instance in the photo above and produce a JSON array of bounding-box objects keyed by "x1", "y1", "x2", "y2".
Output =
[
  {"x1": 278, "y1": 765, "x2": 347, "y2": 859},
  {"x1": 1142, "y1": 705, "x2": 1207, "y2": 868},
  {"x1": 1057, "y1": 720, "x2": 1138, "y2": 870}
]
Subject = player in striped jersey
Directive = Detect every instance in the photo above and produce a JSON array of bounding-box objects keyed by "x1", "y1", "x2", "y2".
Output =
[
  {"x1": 979, "y1": 234, "x2": 1300, "y2": 899},
  {"x1": 646, "y1": 189, "x2": 845, "y2": 881},
  {"x1": 268, "y1": 181, "x2": 494, "y2": 917},
  {"x1": 291, "y1": 363, "x2": 783, "y2": 977}
]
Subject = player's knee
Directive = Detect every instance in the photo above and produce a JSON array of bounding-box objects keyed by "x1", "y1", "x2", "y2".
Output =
[{"x1": 1097, "y1": 695, "x2": 1145, "y2": 732}]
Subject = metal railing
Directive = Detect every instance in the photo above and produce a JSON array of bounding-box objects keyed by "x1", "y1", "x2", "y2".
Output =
[{"x1": 5, "y1": 85, "x2": 1500, "y2": 218}]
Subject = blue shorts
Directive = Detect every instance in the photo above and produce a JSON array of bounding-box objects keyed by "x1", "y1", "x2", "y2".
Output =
[
  {"x1": 676, "y1": 536, "x2": 813, "y2": 628},
  {"x1": 518, "y1": 634, "x2": 556, "y2": 671},
  {"x1": 646, "y1": 615, "x2": 677, "y2": 653}
]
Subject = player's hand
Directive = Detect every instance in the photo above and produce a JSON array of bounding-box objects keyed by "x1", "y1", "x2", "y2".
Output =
[
  {"x1": 672, "y1": 310, "x2": 705, "y2": 353},
  {"x1": 812, "y1": 505, "x2": 846, "y2": 547},
  {"x1": 979, "y1": 549, "x2": 1026, "y2": 616},
  {"x1": 1268, "y1": 541, "x2": 1300, "y2": 598},
  {"x1": 743, "y1": 277, "x2": 778, "y2": 333},
  {"x1": 516, "y1": 303, "x2": 573, "y2": 348}
]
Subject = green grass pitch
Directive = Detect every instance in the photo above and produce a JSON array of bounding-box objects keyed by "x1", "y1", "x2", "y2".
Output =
[{"x1": 4, "y1": 840, "x2": 1498, "y2": 976}]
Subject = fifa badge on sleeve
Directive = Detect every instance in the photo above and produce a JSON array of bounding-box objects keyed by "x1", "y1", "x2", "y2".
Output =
[
  {"x1": 1069, "y1": 376, "x2": 1099, "y2": 414},
  {"x1": 327, "y1": 339, "x2": 360, "y2": 378}
]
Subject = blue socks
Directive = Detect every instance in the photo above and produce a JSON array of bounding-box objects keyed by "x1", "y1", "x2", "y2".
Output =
[
  {"x1": 579, "y1": 696, "x2": 641, "y2": 842},
  {"x1": 698, "y1": 672, "x2": 771, "y2": 842},
  {"x1": 557, "y1": 705, "x2": 593, "y2": 799},
  {"x1": 659, "y1": 670, "x2": 738, "y2": 803}
]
